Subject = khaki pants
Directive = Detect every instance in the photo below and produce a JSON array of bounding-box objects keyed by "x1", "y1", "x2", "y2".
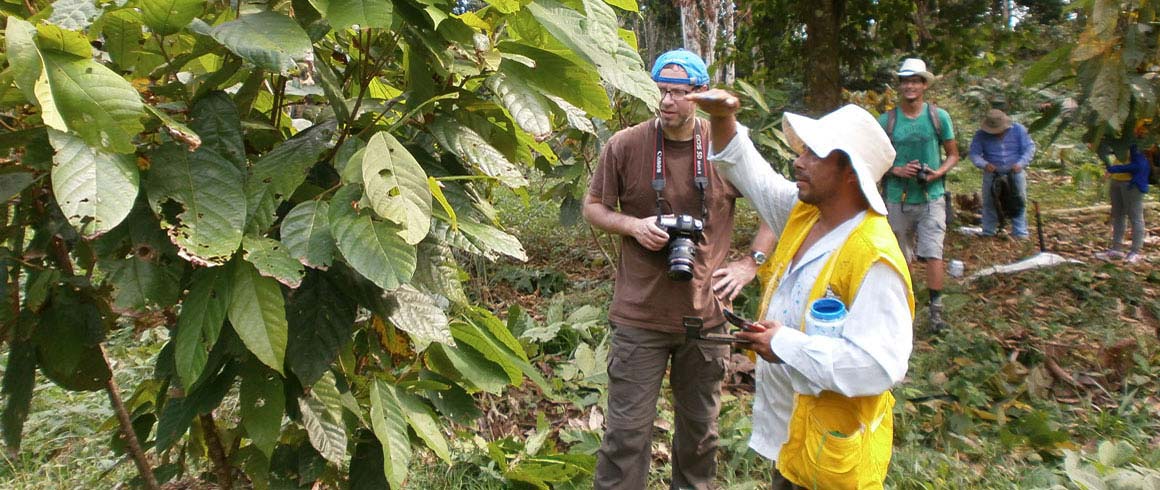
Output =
[{"x1": 594, "y1": 323, "x2": 729, "y2": 490}]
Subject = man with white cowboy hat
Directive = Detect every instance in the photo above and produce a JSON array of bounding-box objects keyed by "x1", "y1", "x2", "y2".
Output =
[
  {"x1": 879, "y1": 57, "x2": 959, "y2": 333},
  {"x1": 688, "y1": 92, "x2": 914, "y2": 489},
  {"x1": 968, "y1": 108, "x2": 1036, "y2": 238}
]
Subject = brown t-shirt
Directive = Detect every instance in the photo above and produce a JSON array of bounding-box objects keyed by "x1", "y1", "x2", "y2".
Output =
[{"x1": 588, "y1": 118, "x2": 740, "y2": 333}]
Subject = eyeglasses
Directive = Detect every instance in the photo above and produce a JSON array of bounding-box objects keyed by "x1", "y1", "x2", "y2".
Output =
[{"x1": 659, "y1": 87, "x2": 693, "y2": 101}]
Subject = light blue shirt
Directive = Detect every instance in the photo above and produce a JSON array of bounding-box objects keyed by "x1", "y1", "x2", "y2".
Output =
[{"x1": 968, "y1": 122, "x2": 1036, "y2": 171}]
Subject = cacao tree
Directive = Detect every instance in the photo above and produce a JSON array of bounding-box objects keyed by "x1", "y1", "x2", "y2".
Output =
[{"x1": 0, "y1": 0, "x2": 659, "y2": 487}]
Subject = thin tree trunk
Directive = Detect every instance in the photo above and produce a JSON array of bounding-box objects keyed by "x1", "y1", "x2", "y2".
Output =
[
  {"x1": 803, "y1": 0, "x2": 843, "y2": 114},
  {"x1": 201, "y1": 413, "x2": 233, "y2": 490},
  {"x1": 720, "y1": 0, "x2": 735, "y2": 84},
  {"x1": 678, "y1": 1, "x2": 701, "y2": 58},
  {"x1": 104, "y1": 347, "x2": 161, "y2": 490}
]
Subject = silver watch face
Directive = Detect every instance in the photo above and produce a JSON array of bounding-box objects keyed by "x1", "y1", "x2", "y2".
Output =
[{"x1": 751, "y1": 251, "x2": 767, "y2": 265}]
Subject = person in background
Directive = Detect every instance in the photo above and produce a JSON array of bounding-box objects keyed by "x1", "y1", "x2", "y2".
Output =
[
  {"x1": 582, "y1": 49, "x2": 772, "y2": 490},
  {"x1": 968, "y1": 108, "x2": 1037, "y2": 238},
  {"x1": 690, "y1": 91, "x2": 914, "y2": 490},
  {"x1": 878, "y1": 58, "x2": 959, "y2": 333},
  {"x1": 1095, "y1": 143, "x2": 1150, "y2": 264}
]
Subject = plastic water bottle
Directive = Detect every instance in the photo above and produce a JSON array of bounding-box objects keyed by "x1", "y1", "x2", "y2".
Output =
[{"x1": 806, "y1": 298, "x2": 847, "y2": 337}]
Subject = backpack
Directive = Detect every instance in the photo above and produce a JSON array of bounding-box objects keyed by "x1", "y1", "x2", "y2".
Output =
[{"x1": 990, "y1": 173, "x2": 1025, "y2": 221}]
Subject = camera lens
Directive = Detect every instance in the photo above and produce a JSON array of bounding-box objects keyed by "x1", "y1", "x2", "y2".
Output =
[{"x1": 667, "y1": 236, "x2": 697, "y2": 281}]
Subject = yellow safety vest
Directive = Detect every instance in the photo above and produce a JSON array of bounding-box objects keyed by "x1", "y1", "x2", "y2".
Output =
[{"x1": 755, "y1": 203, "x2": 914, "y2": 490}]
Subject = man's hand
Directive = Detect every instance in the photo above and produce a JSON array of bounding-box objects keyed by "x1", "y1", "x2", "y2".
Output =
[
  {"x1": 984, "y1": 163, "x2": 997, "y2": 173},
  {"x1": 892, "y1": 160, "x2": 922, "y2": 179},
  {"x1": 631, "y1": 216, "x2": 669, "y2": 251},
  {"x1": 712, "y1": 258, "x2": 758, "y2": 302},
  {"x1": 734, "y1": 320, "x2": 782, "y2": 363},
  {"x1": 686, "y1": 89, "x2": 739, "y2": 116}
]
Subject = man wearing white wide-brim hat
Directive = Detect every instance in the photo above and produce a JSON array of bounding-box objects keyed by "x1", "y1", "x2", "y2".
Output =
[
  {"x1": 688, "y1": 91, "x2": 915, "y2": 489},
  {"x1": 878, "y1": 57, "x2": 960, "y2": 334}
]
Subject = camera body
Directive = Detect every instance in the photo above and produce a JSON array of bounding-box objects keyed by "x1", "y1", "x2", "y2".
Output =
[
  {"x1": 916, "y1": 165, "x2": 933, "y2": 183},
  {"x1": 656, "y1": 214, "x2": 704, "y2": 281}
]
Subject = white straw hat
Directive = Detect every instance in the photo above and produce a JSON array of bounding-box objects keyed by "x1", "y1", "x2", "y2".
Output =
[
  {"x1": 782, "y1": 105, "x2": 897, "y2": 215},
  {"x1": 897, "y1": 58, "x2": 935, "y2": 84}
]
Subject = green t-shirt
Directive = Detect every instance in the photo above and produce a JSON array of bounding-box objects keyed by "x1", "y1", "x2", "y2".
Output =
[{"x1": 878, "y1": 104, "x2": 954, "y2": 204}]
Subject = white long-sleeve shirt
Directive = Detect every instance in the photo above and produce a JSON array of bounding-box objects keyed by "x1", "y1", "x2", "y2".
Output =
[{"x1": 709, "y1": 124, "x2": 913, "y2": 461}]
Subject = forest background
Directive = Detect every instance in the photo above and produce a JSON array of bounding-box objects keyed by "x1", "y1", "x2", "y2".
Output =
[{"x1": 0, "y1": 0, "x2": 1158, "y2": 488}]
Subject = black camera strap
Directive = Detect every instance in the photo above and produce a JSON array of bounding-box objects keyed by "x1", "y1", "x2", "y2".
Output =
[{"x1": 652, "y1": 118, "x2": 708, "y2": 220}]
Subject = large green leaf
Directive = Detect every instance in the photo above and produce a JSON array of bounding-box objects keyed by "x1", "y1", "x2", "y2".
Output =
[
  {"x1": 242, "y1": 236, "x2": 305, "y2": 289},
  {"x1": 300, "y1": 374, "x2": 348, "y2": 465},
  {"x1": 498, "y1": 46, "x2": 610, "y2": 122},
  {"x1": 34, "y1": 287, "x2": 111, "y2": 392},
  {"x1": 36, "y1": 23, "x2": 91, "y2": 58},
  {"x1": 5, "y1": 18, "x2": 42, "y2": 103},
  {"x1": 369, "y1": 379, "x2": 410, "y2": 489},
  {"x1": 428, "y1": 120, "x2": 527, "y2": 187},
  {"x1": 325, "y1": 0, "x2": 393, "y2": 29},
  {"x1": 189, "y1": 91, "x2": 245, "y2": 168},
  {"x1": 245, "y1": 120, "x2": 336, "y2": 233},
  {"x1": 101, "y1": 250, "x2": 182, "y2": 311},
  {"x1": 174, "y1": 265, "x2": 234, "y2": 389},
  {"x1": 1090, "y1": 54, "x2": 1131, "y2": 132},
  {"x1": 210, "y1": 12, "x2": 313, "y2": 73},
  {"x1": 395, "y1": 389, "x2": 450, "y2": 464},
  {"x1": 448, "y1": 320, "x2": 522, "y2": 386},
  {"x1": 388, "y1": 284, "x2": 452, "y2": 352},
  {"x1": 96, "y1": 9, "x2": 146, "y2": 71},
  {"x1": 228, "y1": 260, "x2": 288, "y2": 375},
  {"x1": 38, "y1": 50, "x2": 147, "y2": 153},
  {"x1": 454, "y1": 217, "x2": 528, "y2": 261},
  {"x1": 240, "y1": 363, "x2": 285, "y2": 458},
  {"x1": 145, "y1": 143, "x2": 246, "y2": 266},
  {"x1": 487, "y1": 74, "x2": 552, "y2": 141},
  {"x1": 328, "y1": 185, "x2": 416, "y2": 291},
  {"x1": 412, "y1": 239, "x2": 468, "y2": 306},
  {"x1": 281, "y1": 200, "x2": 337, "y2": 270},
  {"x1": 2, "y1": 340, "x2": 36, "y2": 452},
  {"x1": 48, "y1": 129, "x2": 139, "y2": 238},
  {"x1": 285, "y1": 268, "x2": 357, "y2": 387},
  {"x1": 361, "y1": 132, "x2": 431, "y2": 245},
  {"x1": 426, "y1": 342, "x2": 509, "y2": 394},
  {"x1": 140, "y1": 0, "x2": 204, "y2": 35},
  {"x1": 525, "y1": 0, "x2": 659, "y2": 108}
]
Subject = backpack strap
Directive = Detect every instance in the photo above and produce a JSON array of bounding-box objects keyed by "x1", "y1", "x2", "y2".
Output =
[
  {"x1": 928, "y1": 102, "x2": 943, "y2": 140},
  {"x1": 886, "y1": 108, "x2": 898, "y2": 141}
]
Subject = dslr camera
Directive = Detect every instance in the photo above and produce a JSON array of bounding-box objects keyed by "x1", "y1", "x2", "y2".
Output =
[
  {"x1": 656, "y1": 214, "x2": 704, "y2": 281},
  {"x1": 916, "y1": 165, "x2": 934, "y2": 183}
]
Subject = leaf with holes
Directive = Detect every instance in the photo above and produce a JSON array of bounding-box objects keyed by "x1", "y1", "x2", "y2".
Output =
[
  {"x1": 228, "y1": 261, "x2": 288, "y2": 375},
  {"x1": 361, "y1": 132, "x2": 431, "y2": 245},
  {"x1": 242, "y1": 236, "x2": 304, "y2": 289},
  {"x1": 240, "y1": 363, "x2": 285, "y2": 458},
  {"x1": 281, "y1": 200, "x2": 337, "y2": 270},
  {"x1": 146, "y1": 142, "x2": 245, "y2": 266},
  {"x1": 328, "y1": 185, "x2": 416, "y2": 290},
  {"x1": 48, "y1": 129, "x2": 139, "y2": 238}
]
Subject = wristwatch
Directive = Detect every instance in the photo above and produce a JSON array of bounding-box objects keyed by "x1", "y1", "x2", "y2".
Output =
[{"x1": 750, "y1": 250, "x2": 767, "y2": 266}]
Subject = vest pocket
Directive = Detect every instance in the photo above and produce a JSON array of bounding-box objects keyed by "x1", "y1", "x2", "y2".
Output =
[{"x1": 804, "y1": 401, "x2": 864, "y2": 475}]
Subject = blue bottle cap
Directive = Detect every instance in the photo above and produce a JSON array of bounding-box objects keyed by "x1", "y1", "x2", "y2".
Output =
[{"x1": 809, "y1": 298, "x2": 847, "y2": 321}]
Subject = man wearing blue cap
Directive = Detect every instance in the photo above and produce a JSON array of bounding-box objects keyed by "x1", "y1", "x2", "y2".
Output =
[{"x1": 583, "y1": 49, "x2": 773, "y2": 489}]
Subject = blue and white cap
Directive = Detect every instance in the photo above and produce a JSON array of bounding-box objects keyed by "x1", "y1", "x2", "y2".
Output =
[{"x1": 651, "y1": 49, "x2": 709, "y2": 87}]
